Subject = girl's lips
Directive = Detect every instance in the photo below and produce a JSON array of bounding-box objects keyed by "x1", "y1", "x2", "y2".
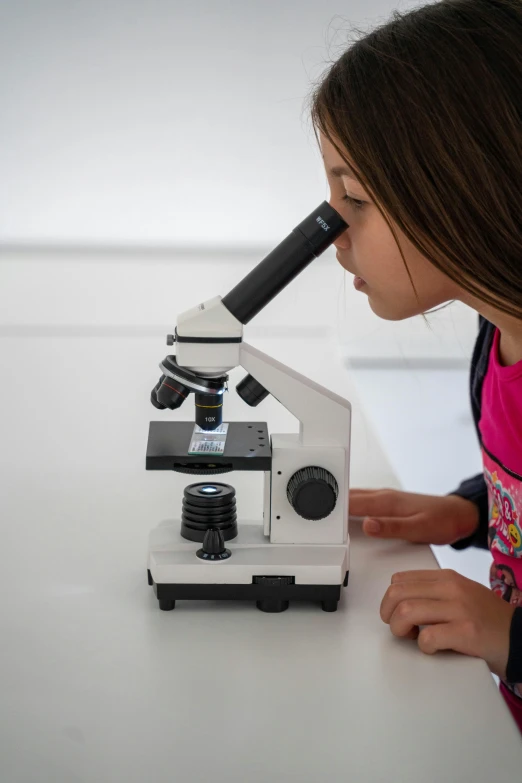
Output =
[{"x1": 335, "y1": 252, "x2": 367, "y2": 289}]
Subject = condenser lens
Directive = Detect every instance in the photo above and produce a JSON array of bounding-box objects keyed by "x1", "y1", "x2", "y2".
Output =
[{"x1": 181, "y1": 482, "x2": 238, "y2": 542}]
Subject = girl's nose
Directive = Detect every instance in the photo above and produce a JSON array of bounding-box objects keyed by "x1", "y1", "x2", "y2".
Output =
[
  {"x1": 328, "y1": 200, "x2": 351, "y2": 250},
  {"x1": 333, "y1": 231, "x2": 351, "y2": 252}
]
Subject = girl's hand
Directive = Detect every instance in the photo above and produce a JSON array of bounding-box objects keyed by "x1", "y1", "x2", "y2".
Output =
[
  {"x1": 381, "y1": 568, "x2": 515, "y2": 678},
  {"x1": 350, "y1": 488, "x2": 479, "y2": 545}
]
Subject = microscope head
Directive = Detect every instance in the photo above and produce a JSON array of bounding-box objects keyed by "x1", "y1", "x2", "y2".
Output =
[{"x1": 150, "y1": 201, "x2": 348, "y2": 432}]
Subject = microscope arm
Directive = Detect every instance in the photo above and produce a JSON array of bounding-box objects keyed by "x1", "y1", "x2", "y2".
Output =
[{"x1": 240, "y1": 342, "x2": 351, "y2": 448}]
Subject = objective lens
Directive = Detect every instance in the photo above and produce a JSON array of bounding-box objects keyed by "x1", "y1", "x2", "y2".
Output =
[
  {"x1": 236, "y1": 374, "x2": 269, "y2": 407},
  {"x1": 195, "y1": 392, "x2": 223, "y2": 431},
  {"x1": 151, "y1": 356, "x2": 228, "y2": 423},
  {"x1": 151, "y1": 374, "x2": 189, "y2": 410}
]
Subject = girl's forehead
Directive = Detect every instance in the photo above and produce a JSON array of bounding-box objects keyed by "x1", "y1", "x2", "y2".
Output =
[
  {"x1": 319, "y1": 133, "x2": 360, "y2": 181},
  {"x1": 319, "y1": 131, "x2": 352, "y2": 161}
]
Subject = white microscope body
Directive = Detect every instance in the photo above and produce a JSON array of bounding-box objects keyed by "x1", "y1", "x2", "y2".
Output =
[{"x1": 147, "y1": 202, "x2": 352, "y2": 612}]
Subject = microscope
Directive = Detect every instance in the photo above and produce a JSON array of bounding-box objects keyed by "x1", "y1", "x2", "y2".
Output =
[{"x1": 146, "y1": 201, "x2": 352, "y2": 613}]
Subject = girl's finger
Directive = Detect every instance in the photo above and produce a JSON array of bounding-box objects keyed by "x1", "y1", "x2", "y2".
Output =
[
  {"x1": 362, "y1": 514, "x2": 425, "y2": 540},
  {"x1": 388, "y1": 599, "x2": 461, "y2": 638},
  {"x1": 391, "y1": 569, "x2": 458, "y2": 584},
  {"x1": 349, "y1": 491, "x2": 405, "y2": 518},
  {"x1": 380, "y1": 578, "x2": 456, "y2": 623},
  {"x1": 417, "y1": 621, "x2": 478, "y2": 658}
]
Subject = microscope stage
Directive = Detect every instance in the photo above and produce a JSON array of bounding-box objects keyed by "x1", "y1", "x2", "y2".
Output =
[{"x1": 146, "y1": 421, "x2": 271, "y2": 473}]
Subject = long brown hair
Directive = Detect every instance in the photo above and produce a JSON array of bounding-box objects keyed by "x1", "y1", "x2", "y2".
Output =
[{"x1": 309, "y1": 0, "x2": 522, "y2": 318}]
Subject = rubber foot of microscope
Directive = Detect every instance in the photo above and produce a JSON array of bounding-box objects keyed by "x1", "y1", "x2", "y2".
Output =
[
  {"x1": 343, "y1": 571, "x2": 349, "y2": 588},
  {"x1": 256, "y1": 599, "x2": 290, "y2": 613},
  {"x1": 147, "y1": 570, "x2": 153, "y2": 586},
  {"x1": 159, "y1": 599, "x2": 176, "y2": 611},
  {"x1": 321, "y1": 600, "x2": 339, "y2": 612}
]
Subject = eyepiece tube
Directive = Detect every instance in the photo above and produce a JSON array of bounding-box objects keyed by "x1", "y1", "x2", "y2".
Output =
[{"x1": 221, "y1": 201, "x2": 347, "y2": 325}]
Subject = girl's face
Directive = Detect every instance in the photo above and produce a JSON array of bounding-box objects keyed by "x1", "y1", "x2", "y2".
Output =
[{"x1": 320, "y1": 131, "x2": 462, "y2": 320}]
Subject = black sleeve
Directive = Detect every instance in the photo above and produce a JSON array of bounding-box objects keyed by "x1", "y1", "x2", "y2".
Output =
[
  {"x1": 448, "y1": 473, "x2": 489, "y2": 550},
  {"x1": 506, "y1": 608, "x2": 522, "y2": 683}
]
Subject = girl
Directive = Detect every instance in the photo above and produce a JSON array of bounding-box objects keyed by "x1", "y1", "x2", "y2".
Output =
[{"x1": 310, "y1": 0, "x2": 522, "y2": 731}]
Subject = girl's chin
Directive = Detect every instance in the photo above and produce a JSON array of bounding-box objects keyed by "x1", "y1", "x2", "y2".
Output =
[{"x1": 367, "y1": 295, "x2": 423, "y2": 322}]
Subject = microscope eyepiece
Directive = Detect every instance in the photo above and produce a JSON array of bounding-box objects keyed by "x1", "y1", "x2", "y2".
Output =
[{"x1": 222, "y1": 201, "x2": 347, "y2": 325}]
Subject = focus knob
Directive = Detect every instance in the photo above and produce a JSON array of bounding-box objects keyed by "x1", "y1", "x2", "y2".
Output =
[
  {"x1": 287, "y1": 467, "x2": 339, "y2": 521},
  {"x1": 197, "y1": 528, "x2": 231, "y2": 561}
]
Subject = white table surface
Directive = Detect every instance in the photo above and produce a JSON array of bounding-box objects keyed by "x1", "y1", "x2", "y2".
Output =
[{"x1": 1, "y1": 333, "x2": 521, "y2": 783}]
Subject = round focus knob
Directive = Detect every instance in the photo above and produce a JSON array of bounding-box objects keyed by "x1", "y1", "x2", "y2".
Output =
[
  {"x1": 287, "y1": 467, "x2": 339, "y2": 521},
  {"x1": 197, "y1": 527, "x2": 231, "y2": 561}
]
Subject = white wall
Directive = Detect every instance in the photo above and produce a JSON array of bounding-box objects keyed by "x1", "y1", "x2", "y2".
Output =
[{"x1": 0, "y1": 0, "x2": 420, "y2": 246}]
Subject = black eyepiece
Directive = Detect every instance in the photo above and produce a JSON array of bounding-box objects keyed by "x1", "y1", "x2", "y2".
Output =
[{"x1": 221, "y1": 201, "x2": 347, "y2": 325}]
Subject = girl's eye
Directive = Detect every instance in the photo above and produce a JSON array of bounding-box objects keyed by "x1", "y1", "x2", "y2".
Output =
[{"x1": 342, "y1": 194, "x2": 365, "y2": 211}]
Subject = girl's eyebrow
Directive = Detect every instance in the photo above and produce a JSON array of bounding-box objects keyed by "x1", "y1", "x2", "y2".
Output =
[
  {"x1": 328, "y1": 164, "x2": 360, "y2": 180},
  {"x1": 320, "y1": 151, "x2": 360, "y2": 180}
]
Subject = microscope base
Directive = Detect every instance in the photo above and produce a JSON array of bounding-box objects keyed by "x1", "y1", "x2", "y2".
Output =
[
  {"x1": 148, "y1": 574, "x2": 348, "y2": 612},
  {"x1": 147, "y1": 521, "x2": 349, "y2": 613}
]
